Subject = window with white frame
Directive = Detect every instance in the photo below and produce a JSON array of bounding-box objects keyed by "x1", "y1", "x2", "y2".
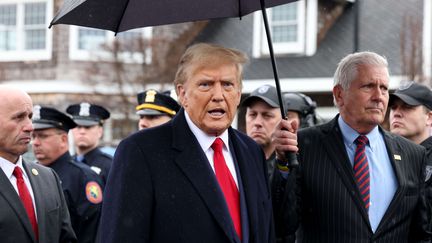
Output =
[
  {"x1": 0, "y1": 0, "x2": 52, "y2": 61},
  {"x1": 69, "y1": 26, "x2": 152, "y2": 63},
  {"x1": 253, "y1": 0, "x2": 317, "y2": 57}
]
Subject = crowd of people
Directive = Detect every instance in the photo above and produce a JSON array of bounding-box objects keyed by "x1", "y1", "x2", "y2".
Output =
[{"x1": 0, "y1": 42, "x2": 431, "y2": 243}]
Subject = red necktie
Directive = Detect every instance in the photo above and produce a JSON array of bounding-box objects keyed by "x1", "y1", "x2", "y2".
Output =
[
  {"x1": 354, "y1": 135, "x2": 370, "y2": 212},
  {"x1": 211, "y1": 138, "x2": 242, "y2": 240},
  {"x1": 13, "y1": 166, "x2": 39, "y2": 240}
]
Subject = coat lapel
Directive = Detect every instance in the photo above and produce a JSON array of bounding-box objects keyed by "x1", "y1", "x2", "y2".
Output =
[
  {"x1": 228, "y1": 129, "x2": 260, "y2": 242},
  {"x1": 23, "y1": 161, "x2": 46, "y2": 243},
  {"x1": 171, "y1": 110, "x2": 237, "y2": 242},
  {"x1": 0, "y1": 161, "x2": 37, "y2": 242},
  {"x1": 321, "y1": 117, "x2": 371, "y2": 225}
]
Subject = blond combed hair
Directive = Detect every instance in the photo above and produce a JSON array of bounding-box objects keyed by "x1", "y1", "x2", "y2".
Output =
[{"x1": 174, "y1": 43, "x2": 248, "y2": 90}]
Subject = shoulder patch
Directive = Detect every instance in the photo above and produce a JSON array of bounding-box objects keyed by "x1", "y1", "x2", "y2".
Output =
[{"x1": 86, "y1": 181, "x2": 103, "y2": 204}]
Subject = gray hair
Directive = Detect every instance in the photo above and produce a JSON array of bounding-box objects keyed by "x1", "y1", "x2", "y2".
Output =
[{"x1": 333, "y1": 51, "x2": 389, "y2": 90}]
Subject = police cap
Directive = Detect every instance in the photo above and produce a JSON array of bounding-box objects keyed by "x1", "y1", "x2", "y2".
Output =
[
  {"x1": 390, "y1": 81, "x2": 432, "y2": 110},
  {"x1": 136, "y1": 89, "x2": 180, "y2": 117},
  {"x1": 66, "y1": 103, "x2": 110, "y2": 126},
  {"x1": 242, "y1": 85, "x2": 279, "y2": 108},
  {"x1": 32, "y1": 106, "x2": 77, "y2": 132}
]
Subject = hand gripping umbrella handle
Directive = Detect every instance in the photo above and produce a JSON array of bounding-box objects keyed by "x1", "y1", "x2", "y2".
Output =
[{"x1": 260, "y1": 0, "x2": 299, "y2": 169}]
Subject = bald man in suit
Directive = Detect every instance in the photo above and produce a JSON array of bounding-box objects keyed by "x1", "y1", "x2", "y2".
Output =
[{"x1": 0, "y1": 86, "x2": 76, "y2": 243}]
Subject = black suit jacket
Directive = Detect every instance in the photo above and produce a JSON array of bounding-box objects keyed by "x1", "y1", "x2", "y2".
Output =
[
  {"x1": 274, "y1": 116, "x2": 430, "y2": 243},
  {"x1": 0, "y1": 160, "x2": 76, "y2": 243},
  {"x1": 99, "y1": 109, "x2": 275, "y2": 243}
]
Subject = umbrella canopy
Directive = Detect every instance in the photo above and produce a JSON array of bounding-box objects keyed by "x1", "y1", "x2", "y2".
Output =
[
  {"x1": 50, "y1": 0, "x2": 299, "y2": 167},
  {"x1": 50, "y1": 0, "x2": 297, "y2": 33}
]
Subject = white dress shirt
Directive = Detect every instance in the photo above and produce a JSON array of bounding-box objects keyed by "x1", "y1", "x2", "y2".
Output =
[
  {"x1": 184, "y1": 111, "x2": 239, "y2": 188},
  {"x1": 0, "y1": 156, "x2": 38, "y2": 218}
]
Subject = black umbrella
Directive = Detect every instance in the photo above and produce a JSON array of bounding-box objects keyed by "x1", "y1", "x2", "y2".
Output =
[{"x1": 50, "y1": 0, "x2": 299, "y2": 167}]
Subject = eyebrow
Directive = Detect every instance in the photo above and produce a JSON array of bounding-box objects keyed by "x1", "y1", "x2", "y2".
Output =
[{"x1": 12, "y1": 110, "x2": 30, "y2": 118}]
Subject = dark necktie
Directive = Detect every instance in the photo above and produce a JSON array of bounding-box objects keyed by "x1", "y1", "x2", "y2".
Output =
[
  {"x1": 211, "y1": 138, "x2": 242, "y2": 240},
  {"x1": 354, "y1": 135, "x2": 370, "y2": 212},
  {"x1": 13, "y1": 166, "x2": 39, "y2": 240}
]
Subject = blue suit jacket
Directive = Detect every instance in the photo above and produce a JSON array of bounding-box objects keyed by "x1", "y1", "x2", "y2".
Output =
[{"x1": 99, "y1": 109, "x2": 275, "y2": 243}]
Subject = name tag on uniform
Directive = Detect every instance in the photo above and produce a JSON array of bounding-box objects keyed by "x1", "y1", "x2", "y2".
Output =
[
  {"x1": 90, "y1": 166, "x2": 102, "y2": 175},
  {"x1": 393, "y1": 154, "x2": 401, "y2": 160}
]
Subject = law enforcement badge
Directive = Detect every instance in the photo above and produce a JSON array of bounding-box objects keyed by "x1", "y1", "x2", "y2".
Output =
[
  {"x1": 79, "y1": 102, "x2": 91, "y2": 117},
  {"x1": 33, "y1": 105, "x2": 41, "y2": 120},
  {"x1": 86, "y1": 181, "x2": 103, "y2": 204},
  {"x1": 144, "y1": 90, "x2": 157, "y2": 103},
  {"x1": 425, "y1": 165, "x2": 432, "y2": 182}
]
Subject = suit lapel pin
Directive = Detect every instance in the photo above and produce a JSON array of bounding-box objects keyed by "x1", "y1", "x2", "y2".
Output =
[
  {"x1": 393, "y1": 154, "x2": 401, "y2": 161},
  {"x1": 31, "y1": 168, "x2": 39, "y2": 176}
]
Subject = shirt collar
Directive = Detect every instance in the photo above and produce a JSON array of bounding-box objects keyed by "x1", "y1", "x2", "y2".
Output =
[
  {"x1": 184, "y1": 110, "x2": 230, "y2": 152},
  {"x1": 338, "y1": 115, "x2": 380, "y2": 151},
  {"x1": 0, "y1": 156, "x2": 27, "y2": 180}
]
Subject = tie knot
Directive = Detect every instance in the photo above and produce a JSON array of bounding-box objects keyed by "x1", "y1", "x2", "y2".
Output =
[
  {"x1": 13, "y1": 166, "x2": 24, "y2": 180},
  {"x1": 355, "y1": 135, "x2": 369, "y2": 146},
  {"x1": 211, "y1": 138, "x2": 224, "y2": 153}
]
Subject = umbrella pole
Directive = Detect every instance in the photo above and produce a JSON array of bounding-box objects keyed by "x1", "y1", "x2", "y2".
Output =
[{"x1": 259, "y1": 0, "x2": 299, "y2": 168}]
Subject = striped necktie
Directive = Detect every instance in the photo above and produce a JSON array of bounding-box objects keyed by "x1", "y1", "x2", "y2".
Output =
[{"x1": 354, "y1": 135, "x2": 370, "y2": 212}]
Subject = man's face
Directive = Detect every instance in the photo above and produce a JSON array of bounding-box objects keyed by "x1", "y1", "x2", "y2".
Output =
[
  {"x1": 72, "y1": 125, "x2": 103, "y2": 151},
  {"x1": 177, "y1": 64, "x2": 241, "y2": 136},
  {"x1": 0, "y1": 91, "x2": 33, "y2": 162},
  {"x1": 32, "y1": 128, "x2": 67, "y2": 165},
  {"x1": 138, "y1": 114, "x2": 172, "y2": 130},
  {"x1": 246, "y1": 100, "x2": 281, "y2": 147},
  {"x1": 334, "y1": 64, "x2": 389, "y2": 133},
  {"x1": 389, "y1": 98, "x2": 432, "y2": 142}
]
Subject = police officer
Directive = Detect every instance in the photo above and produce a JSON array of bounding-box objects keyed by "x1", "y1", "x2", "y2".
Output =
[
  {"x1": 243, "y1": 84, "x2": 282, "y2": 177},
  {"x1": 283, "y1": 92, "x2": 319, "y2": 128},
  {"x1": 66, "y1": 103, "x2": 112, "y2": 186},
  {"x1": 136, "y1": 89, "x2": 180, "y2": 130},
  {"x1": 32, "y1": 105, "x2": 103, "y2": 243},
  {"x1": 388, "y1": 81, "x2": 432, "y2": 231}
]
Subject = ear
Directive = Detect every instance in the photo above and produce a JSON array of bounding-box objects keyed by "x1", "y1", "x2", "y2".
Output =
[
  {"x1": 97, "y1": 126, "x2": 104, "y2": 139},
  {"x1": 60, "y1": 132, "x2": 69, "y2": 144},
  {"x1": 235, "y1": 88, "x2": 241, "y2": 107},
  {"x1": 176, "y1": 84, "x2": 186, "y2": 107},
  {"x1": 426, "y1": 111, "x2": 432, "y2": 126},
  {"x1": 333, "y1": 84, "x2": 344, "y2": 107}
]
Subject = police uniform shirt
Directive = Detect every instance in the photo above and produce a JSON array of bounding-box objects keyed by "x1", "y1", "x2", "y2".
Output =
[
  {"x1": 75, "y1": 147, "x2": 112, "y2": 186},
  {"x1": 48, "y1": 152, "x2": 103, "y2": 243}
]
